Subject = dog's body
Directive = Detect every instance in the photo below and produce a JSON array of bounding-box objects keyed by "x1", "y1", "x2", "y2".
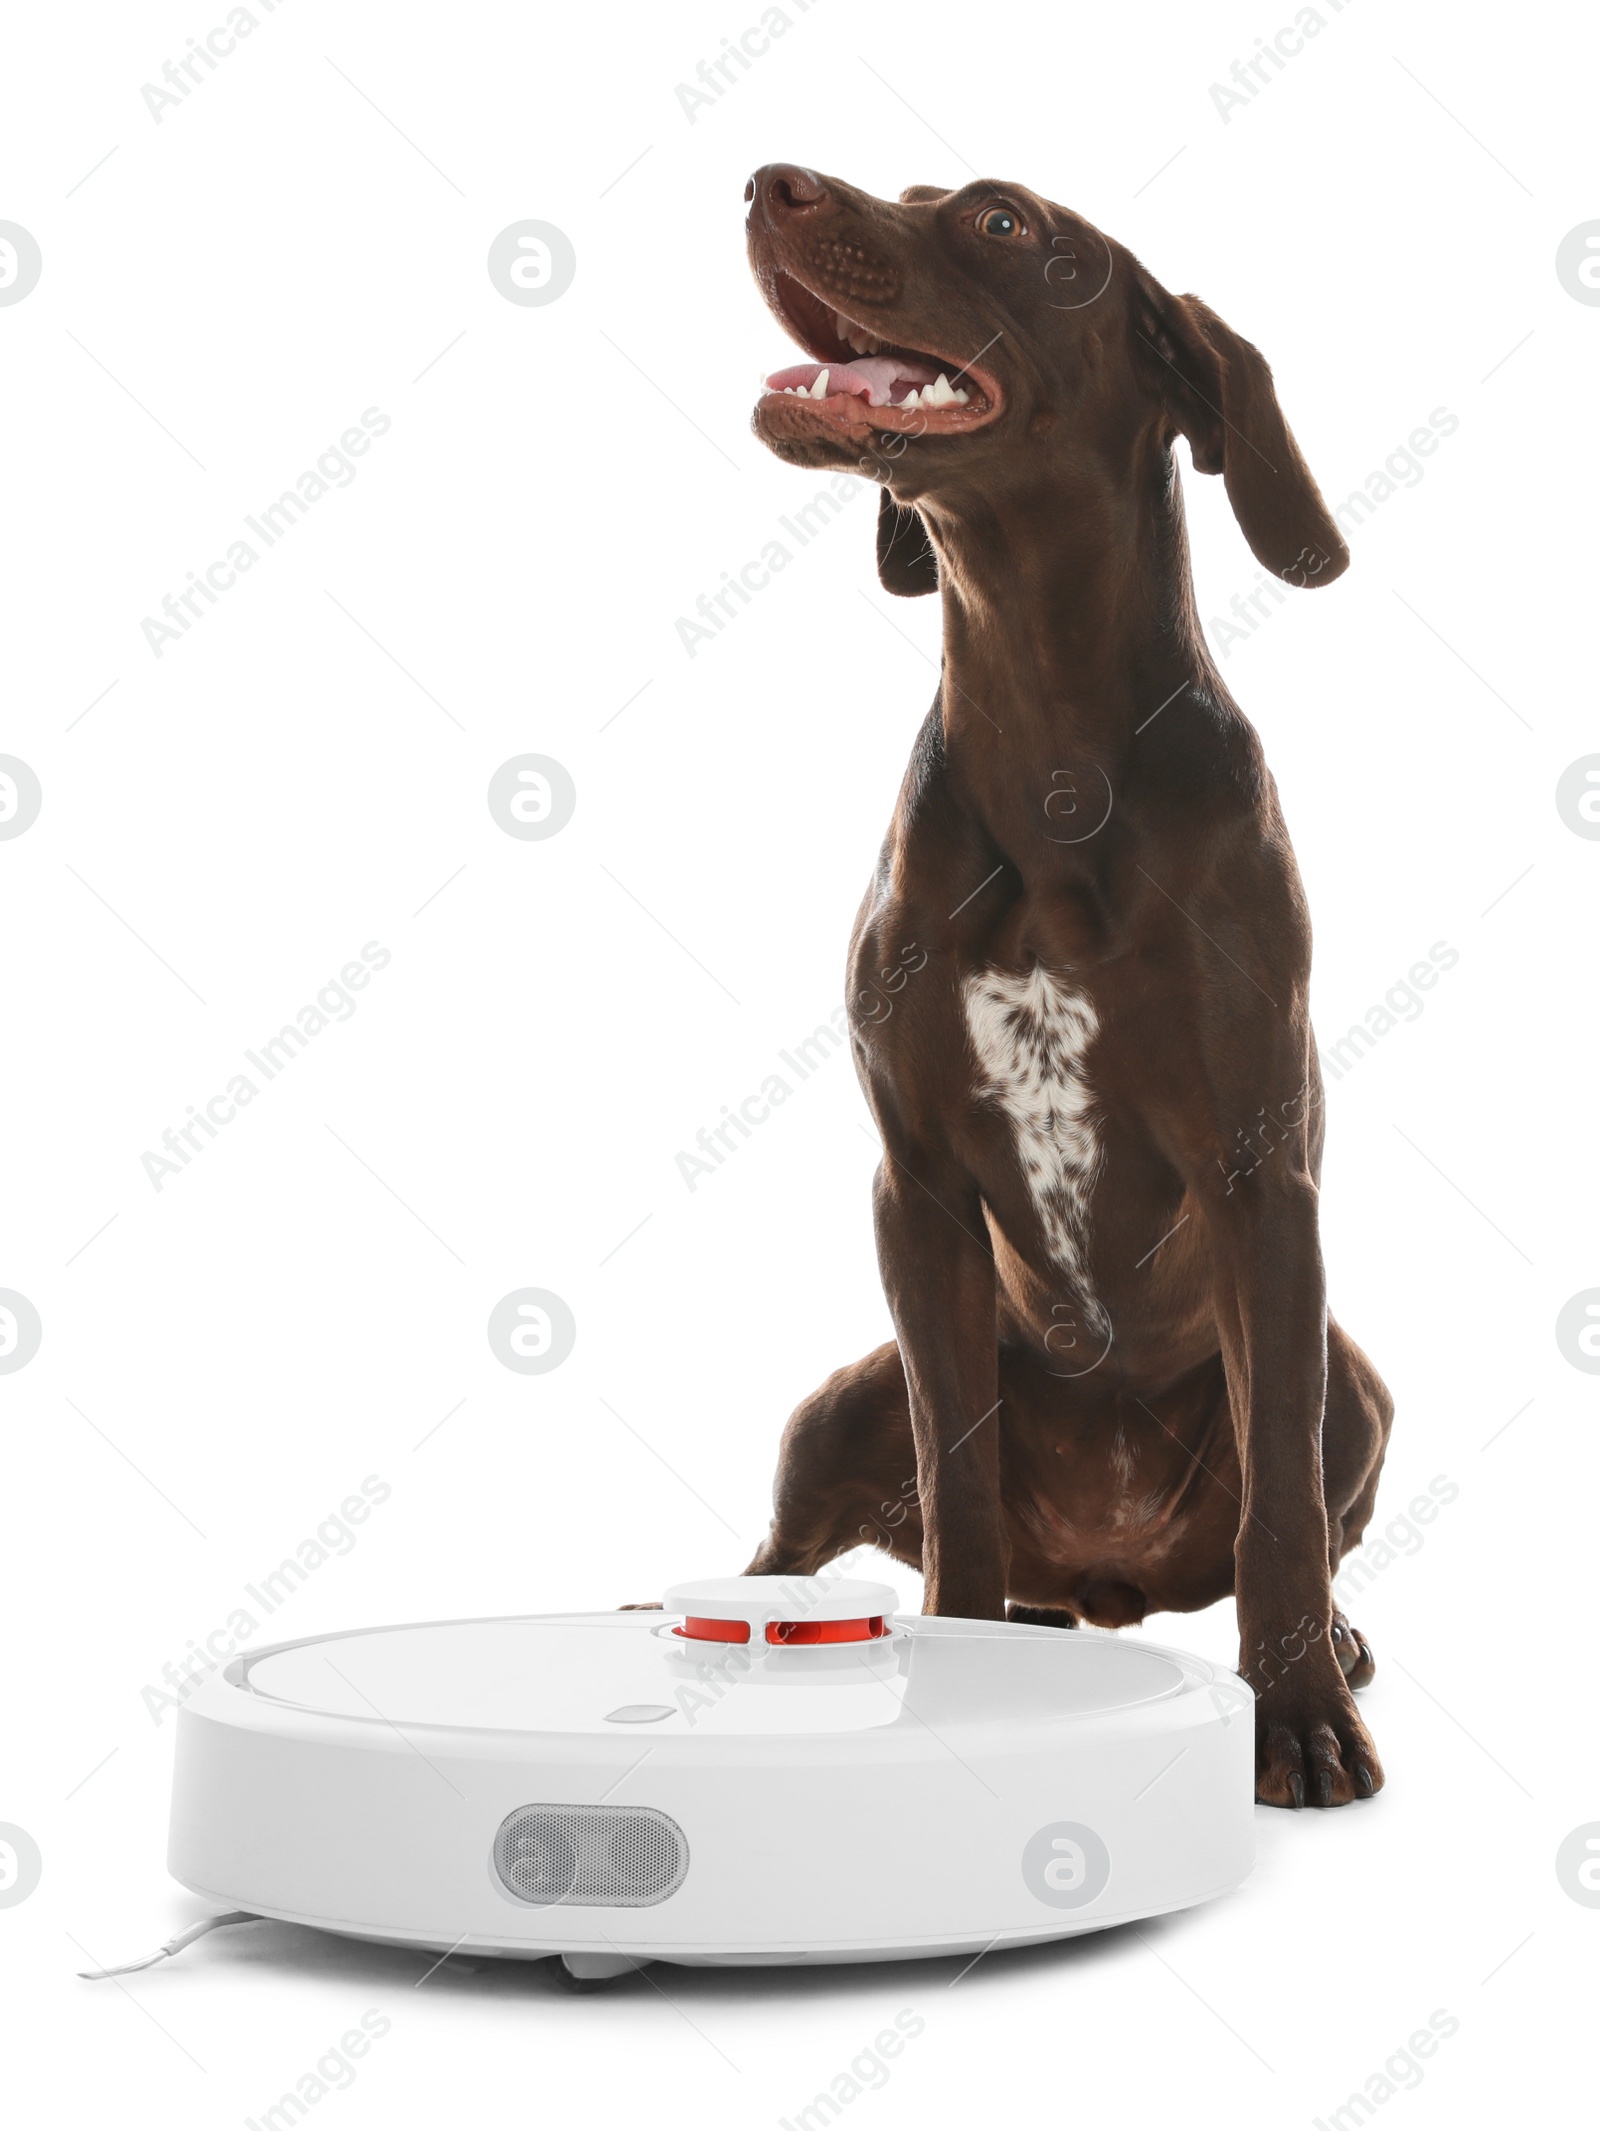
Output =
[{"x1": 740, "y1": 166, "x2": 1392, "y2": 1807}]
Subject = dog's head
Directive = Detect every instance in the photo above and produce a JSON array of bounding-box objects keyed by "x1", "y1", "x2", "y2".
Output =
[{"x1": 745, "y1": 164, "x2": 1346, "y2": 598}]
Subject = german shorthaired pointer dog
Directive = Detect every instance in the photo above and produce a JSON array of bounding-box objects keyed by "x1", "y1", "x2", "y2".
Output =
[{"x1": 740, "y1": 164, "x2": 1392, "y2": 1808}]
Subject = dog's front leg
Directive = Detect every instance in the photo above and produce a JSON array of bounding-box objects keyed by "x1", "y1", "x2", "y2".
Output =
[
  {"x1": 1205, "y1": 1170, "x2": 1384, "y2": 1807},
  {"x1": 872, "y1": 1149, "x2": 1005, "y2": 1620}
]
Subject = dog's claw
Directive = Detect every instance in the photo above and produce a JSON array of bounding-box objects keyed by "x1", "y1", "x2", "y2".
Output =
[
  {"x1": 1315, "y1": 1768, "x2": 1334, "y2": 1808},
  {"x1": 1287, "y1": 1771, "x2": 1305, "y2": 1809},
  {"x1": 1355, "y1": 1763, "x2": 1375, "y2": 1798}
]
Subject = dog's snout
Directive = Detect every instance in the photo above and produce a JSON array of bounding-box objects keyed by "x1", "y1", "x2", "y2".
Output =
[{"x1": 747, "y1": 163, "x2": 830, "y2": 219}]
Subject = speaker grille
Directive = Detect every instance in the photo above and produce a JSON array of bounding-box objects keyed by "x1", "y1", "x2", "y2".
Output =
[{"x1": 492, "y1": 1805, "x2": 687, "y2": 1907}]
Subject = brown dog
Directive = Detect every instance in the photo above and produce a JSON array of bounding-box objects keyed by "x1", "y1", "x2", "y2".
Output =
[{"x1": 739, "y1": 165, "x2": 1393, "y2": 1809}]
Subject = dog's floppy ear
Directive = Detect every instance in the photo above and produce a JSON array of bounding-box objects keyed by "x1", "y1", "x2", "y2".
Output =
[
  {"x1": 877, "y1": 489, "x2": 939, "y2": 596},
  {"x1": 1136, "y1": 281, "x2": 1348, "y2": 588}
]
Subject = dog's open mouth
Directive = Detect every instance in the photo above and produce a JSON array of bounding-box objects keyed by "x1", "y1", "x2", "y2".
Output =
[{"x1": 756, "y1": 268, "x2": 1002, "y2": 438}]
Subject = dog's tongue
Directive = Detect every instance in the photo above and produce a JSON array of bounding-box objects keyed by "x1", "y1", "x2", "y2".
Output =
[{"x1": 764, "y1": 356, "x2": 939, "y2": 406}]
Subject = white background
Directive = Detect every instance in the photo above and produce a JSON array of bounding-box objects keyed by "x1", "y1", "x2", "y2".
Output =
[{"x1": 3, "y1": 0, "x2": 1596, "y2": 2123}]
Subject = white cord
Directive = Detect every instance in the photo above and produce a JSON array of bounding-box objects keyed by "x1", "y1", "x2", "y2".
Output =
[{"x1": 77, "y1": 1909, "x2": 262, "y2": 1979}]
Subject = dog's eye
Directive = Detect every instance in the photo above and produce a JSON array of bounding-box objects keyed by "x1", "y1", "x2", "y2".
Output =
[{"x1": 978, "y1": 206, "x2": 1023, "y2": 238}]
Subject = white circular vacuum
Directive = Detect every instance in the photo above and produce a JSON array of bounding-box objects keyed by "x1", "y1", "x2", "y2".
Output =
[{"x1": 169, "y1": 1574, "x2": 1255, "y2": 1978}]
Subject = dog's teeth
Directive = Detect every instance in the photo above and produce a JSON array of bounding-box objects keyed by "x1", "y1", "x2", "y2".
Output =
[
  {"x1": 952, "y1": 387, "x2": 970, "y2": 404},
  {"x1": 900, "y1": 388, "x2": 921, "y2": 410},
  {"x1": 926, "y1": 373, "x2": 956, "y2": 407},
  {"x1": 834, "y1": 313, "x2": 885, "y2": 358},
  {"x1": 810, "y1": 370, "x2": 830, "y2": 398}
]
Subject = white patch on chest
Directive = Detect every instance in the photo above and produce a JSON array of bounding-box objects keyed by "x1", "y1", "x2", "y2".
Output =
[{"x1": 962, "y1": 964, "x2": 1105, "y2": 1326}]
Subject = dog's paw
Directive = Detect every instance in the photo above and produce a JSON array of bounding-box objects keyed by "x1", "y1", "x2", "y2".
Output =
[
  {"x1": 1331, "y1": 1613, "x2": 1376, "y2": 1690},
  {"x1": 1255, "y1": 1679, "x2": 1384, "y2": 1809}
]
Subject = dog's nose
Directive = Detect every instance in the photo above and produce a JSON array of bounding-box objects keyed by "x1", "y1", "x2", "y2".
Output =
[{"x1": 746, "y1": 164, "x2": 830, "y2": 218}]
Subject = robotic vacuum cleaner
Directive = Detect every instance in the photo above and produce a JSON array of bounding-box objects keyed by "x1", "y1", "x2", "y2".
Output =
[{"x1": 165, "y1": 1574, "x2": 1255, "y2": 1977}]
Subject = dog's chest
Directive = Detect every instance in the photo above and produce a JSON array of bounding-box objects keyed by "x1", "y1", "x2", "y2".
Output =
[{"x1": 961, "y1": 966, "x2": 1103, "y2": 1296}]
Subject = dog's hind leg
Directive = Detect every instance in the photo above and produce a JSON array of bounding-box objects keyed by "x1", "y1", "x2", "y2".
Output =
[
  {"x1": 1322, "y1": 1314, "x2": 1393, "y2": 1692},
  {"x1": 743, "y1": 1341, "x2": 924, "y2": 1580}
]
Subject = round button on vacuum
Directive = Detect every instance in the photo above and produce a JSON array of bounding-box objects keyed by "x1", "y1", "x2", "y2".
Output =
[{"x1": 604, "y1": 1704, "x2": 675, "y2": 1724}]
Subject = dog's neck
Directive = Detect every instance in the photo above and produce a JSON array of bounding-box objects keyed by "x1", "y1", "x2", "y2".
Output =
[{"x1": 913, "y1": 441, "x2": 1211, "y2": 765}]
